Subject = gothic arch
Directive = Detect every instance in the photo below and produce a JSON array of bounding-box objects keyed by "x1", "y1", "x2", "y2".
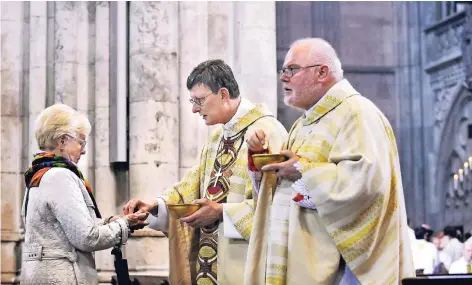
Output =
[{"x1": 435, "y1": 82, "x2": 472, "y2": 226}]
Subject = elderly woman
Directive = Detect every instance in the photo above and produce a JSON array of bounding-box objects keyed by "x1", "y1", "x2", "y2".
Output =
[{"x1": 21, "y1": 104, "x2": 147, "y2": 285}]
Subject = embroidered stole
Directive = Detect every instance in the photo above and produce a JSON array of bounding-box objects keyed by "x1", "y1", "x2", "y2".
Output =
[{"x1": 196, "y1": 130, "x2": 246, "y2": 284}]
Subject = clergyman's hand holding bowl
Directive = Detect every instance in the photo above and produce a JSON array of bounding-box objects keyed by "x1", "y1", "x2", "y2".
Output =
[
  {"x1": 167, "y1": 204, "x2": 201, "y2": 219},
  {"x1": 252, "y1": 153, "x2": 288, "y2": 171}
]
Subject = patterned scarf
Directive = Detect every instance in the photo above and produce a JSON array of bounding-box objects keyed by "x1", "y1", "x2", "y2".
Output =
[{"x1": 24, "y1": 152, "x2": 101, "y2": 218}]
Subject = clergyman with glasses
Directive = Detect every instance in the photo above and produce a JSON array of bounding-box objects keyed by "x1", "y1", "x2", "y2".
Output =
[
  {"x1": 244, "y1": 38, "x2": 415, "y2": 284},
  {"x1": 124, "y1": 59, "x2": 288, "y2": 285}
]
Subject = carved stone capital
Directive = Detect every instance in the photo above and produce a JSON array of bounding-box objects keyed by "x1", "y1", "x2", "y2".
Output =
[{"x1": 461, "y1": 4, "x2": 472, "y2": 88}]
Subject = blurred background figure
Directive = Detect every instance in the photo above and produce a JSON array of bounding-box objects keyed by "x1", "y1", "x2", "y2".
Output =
[
  {"x1": 432, "y1": 231, "x2": 445, "y2": 251},
  {"x1": 439, "y1": 226, "x2": 465, "y2": 270},
  {"x1": 412, "y1": 226, "x2": 439, "y2": 275},
  {"x1": 449, "y1": 240, "x2": 472, "y2": 274}
]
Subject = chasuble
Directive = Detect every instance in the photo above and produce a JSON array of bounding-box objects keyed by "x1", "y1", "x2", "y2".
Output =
[
  {"x1": 148, "y1": 99, "x2": 288, "y2": 285},
  {"x1": 245, "y1": 79, "x2": 415, "y2": 285}
]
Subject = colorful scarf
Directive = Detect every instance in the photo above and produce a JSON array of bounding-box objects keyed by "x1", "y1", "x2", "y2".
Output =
[{"x1": 24, "y1": 152, "x2": 101, "y2": 218}]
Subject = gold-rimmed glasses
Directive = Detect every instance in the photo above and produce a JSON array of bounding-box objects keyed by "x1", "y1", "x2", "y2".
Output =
[{"x1": 189, "y1": 92, "x2": 215, "y2": 107}]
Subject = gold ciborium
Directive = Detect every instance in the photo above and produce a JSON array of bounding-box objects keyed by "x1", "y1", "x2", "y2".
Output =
[
  {"x1": 167, "y1": 204, "x2": 201, "y2": 219},
  {"x1": 252, "y1": 153, "x2": 288, "y2": 171}
]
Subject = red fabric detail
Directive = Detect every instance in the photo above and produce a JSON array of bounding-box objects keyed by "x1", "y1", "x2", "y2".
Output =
[
  {"x1": 83, "y1": 179, "x2": 93, "y2": 194},
  {"x1": 293, "y1": 193, "x2": 304, "y2": 202},
  {"x1": 207, "y1": 183, "x2": 222, "y2": 195},
  {"x1": 31, "y1": 167, "x2": 94, "y2": 194},
  {"x1": 30, "y1": 167, "x2": 52, "y2": 188}
]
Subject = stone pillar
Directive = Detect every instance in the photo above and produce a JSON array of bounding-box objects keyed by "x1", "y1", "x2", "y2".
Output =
[
  {"x1": 74, "y1": 1, "x2": 93, "y2": 182},
  {"x1": 206, "y1": 2, "x2": 231, "y2": 61},
  {"x1": 231, "y1": 2, "x2": 278, "y2": 115},
  {"x1": 405, "y1": 2, "x2": 423, "y2": 227},
  {"x1": 27, "y1": 2, "x2": 48, "y2": 162},
  {"x1": 54, "y1": 2, "x2": 78, "y2": 108},
  {"x1": 90, "y1": 2, "x2": 120, "y2": 282},
  {"x1": 127, "y1": 2, "x2": 179, "y2": 277},
  {"x1": 177, "y1": 0, "x2": 278, "y2": 179},
  {"x1": 51, "y1": 2, "x2": 91, "y2": 179},
  {"x1": 399, "y1": 2, "x2": 426, "y2": 227},
  {"x1": 1, "y1": 2, "x2": 26, "y2": 283},
  {"x1": 178, "y1": 1, "x2": 210, "y2": 178}
]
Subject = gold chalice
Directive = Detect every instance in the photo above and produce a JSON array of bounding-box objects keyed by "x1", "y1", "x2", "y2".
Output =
[
  {"x1": 167, "y1": 204, "x2": 201, "y2": 219},
  {"x1": 252, "y1": 153, "x2": 288, "y2": 171}
]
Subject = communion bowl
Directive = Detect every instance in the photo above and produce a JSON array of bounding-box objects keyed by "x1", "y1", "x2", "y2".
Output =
[
  {"x1": 252, "y1": 153, "x2": 288, "y2": 171},
  {"x1": 167, "y1": 204, "x2": 201, "y2": 219}
]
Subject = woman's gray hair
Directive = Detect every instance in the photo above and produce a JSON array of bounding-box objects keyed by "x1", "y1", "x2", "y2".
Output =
[
  {"x1": 290, "y1": 38, "x2": 344, "y2": 81},
  {"x1": 34, "y1": 104, "x2": 91, "y2": 151}
]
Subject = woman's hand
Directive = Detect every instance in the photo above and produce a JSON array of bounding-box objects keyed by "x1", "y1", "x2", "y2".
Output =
[
  {"x1": 107, "y1": 215, "x2": 122, "y2": 223},
  {"x1": 125, "y1": 212, "x2": 149, "y2": 231}
]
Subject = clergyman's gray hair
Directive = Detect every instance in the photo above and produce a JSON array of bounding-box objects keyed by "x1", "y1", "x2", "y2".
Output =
[
  {"x1": 186, "y1": 59, "x2": 240, "y2": 98},
  {"x1": 290, "y1": 38, "x2": 344, "y2": 81}
]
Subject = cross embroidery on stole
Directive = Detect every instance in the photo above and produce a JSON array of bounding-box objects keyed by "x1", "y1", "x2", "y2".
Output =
[{"x1": 196, "y1": 131, "x2": 245, "y2": 285}]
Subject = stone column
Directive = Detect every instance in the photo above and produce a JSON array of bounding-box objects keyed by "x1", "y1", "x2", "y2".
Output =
[
  {"x1": 74, "y1": 1, "x2": 93, "y2": 182},
  {"x1": 53, "y1": 2, "x2": 78, "y2": 108},
  {"x1": 89, "y1": 2, "x2": 120, "y2": 282},
  {"x1": 231, "y1": 2, "x2": 278, "y2": 115},
  {"x1": 127, "y1": 2, "x2": 179, "y2": 277},
  {"x1": 394, "y1": 1, "x2": 417, "y2": 224},
  {"x1": 206, "y1": 2, "x2": 231, "y2": 61},
  {"x1": 401, "y1": 2, "x2": 427, "y2": 226},
  {"x1": 27, "y1": 2, "x2": 48, "y2": 162},
  {"x1": 1, "y1": 2, "x2": 26, "y2": 282},
  {"x1": 177, "y1": 1, "x2": 278, "y2": 179},
  {"x1": 50, "y1": 2, "x2": 91, "y2": 179},
  {"x1": 178, "y1": 1, "x2": 210, "y2": 179}
]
